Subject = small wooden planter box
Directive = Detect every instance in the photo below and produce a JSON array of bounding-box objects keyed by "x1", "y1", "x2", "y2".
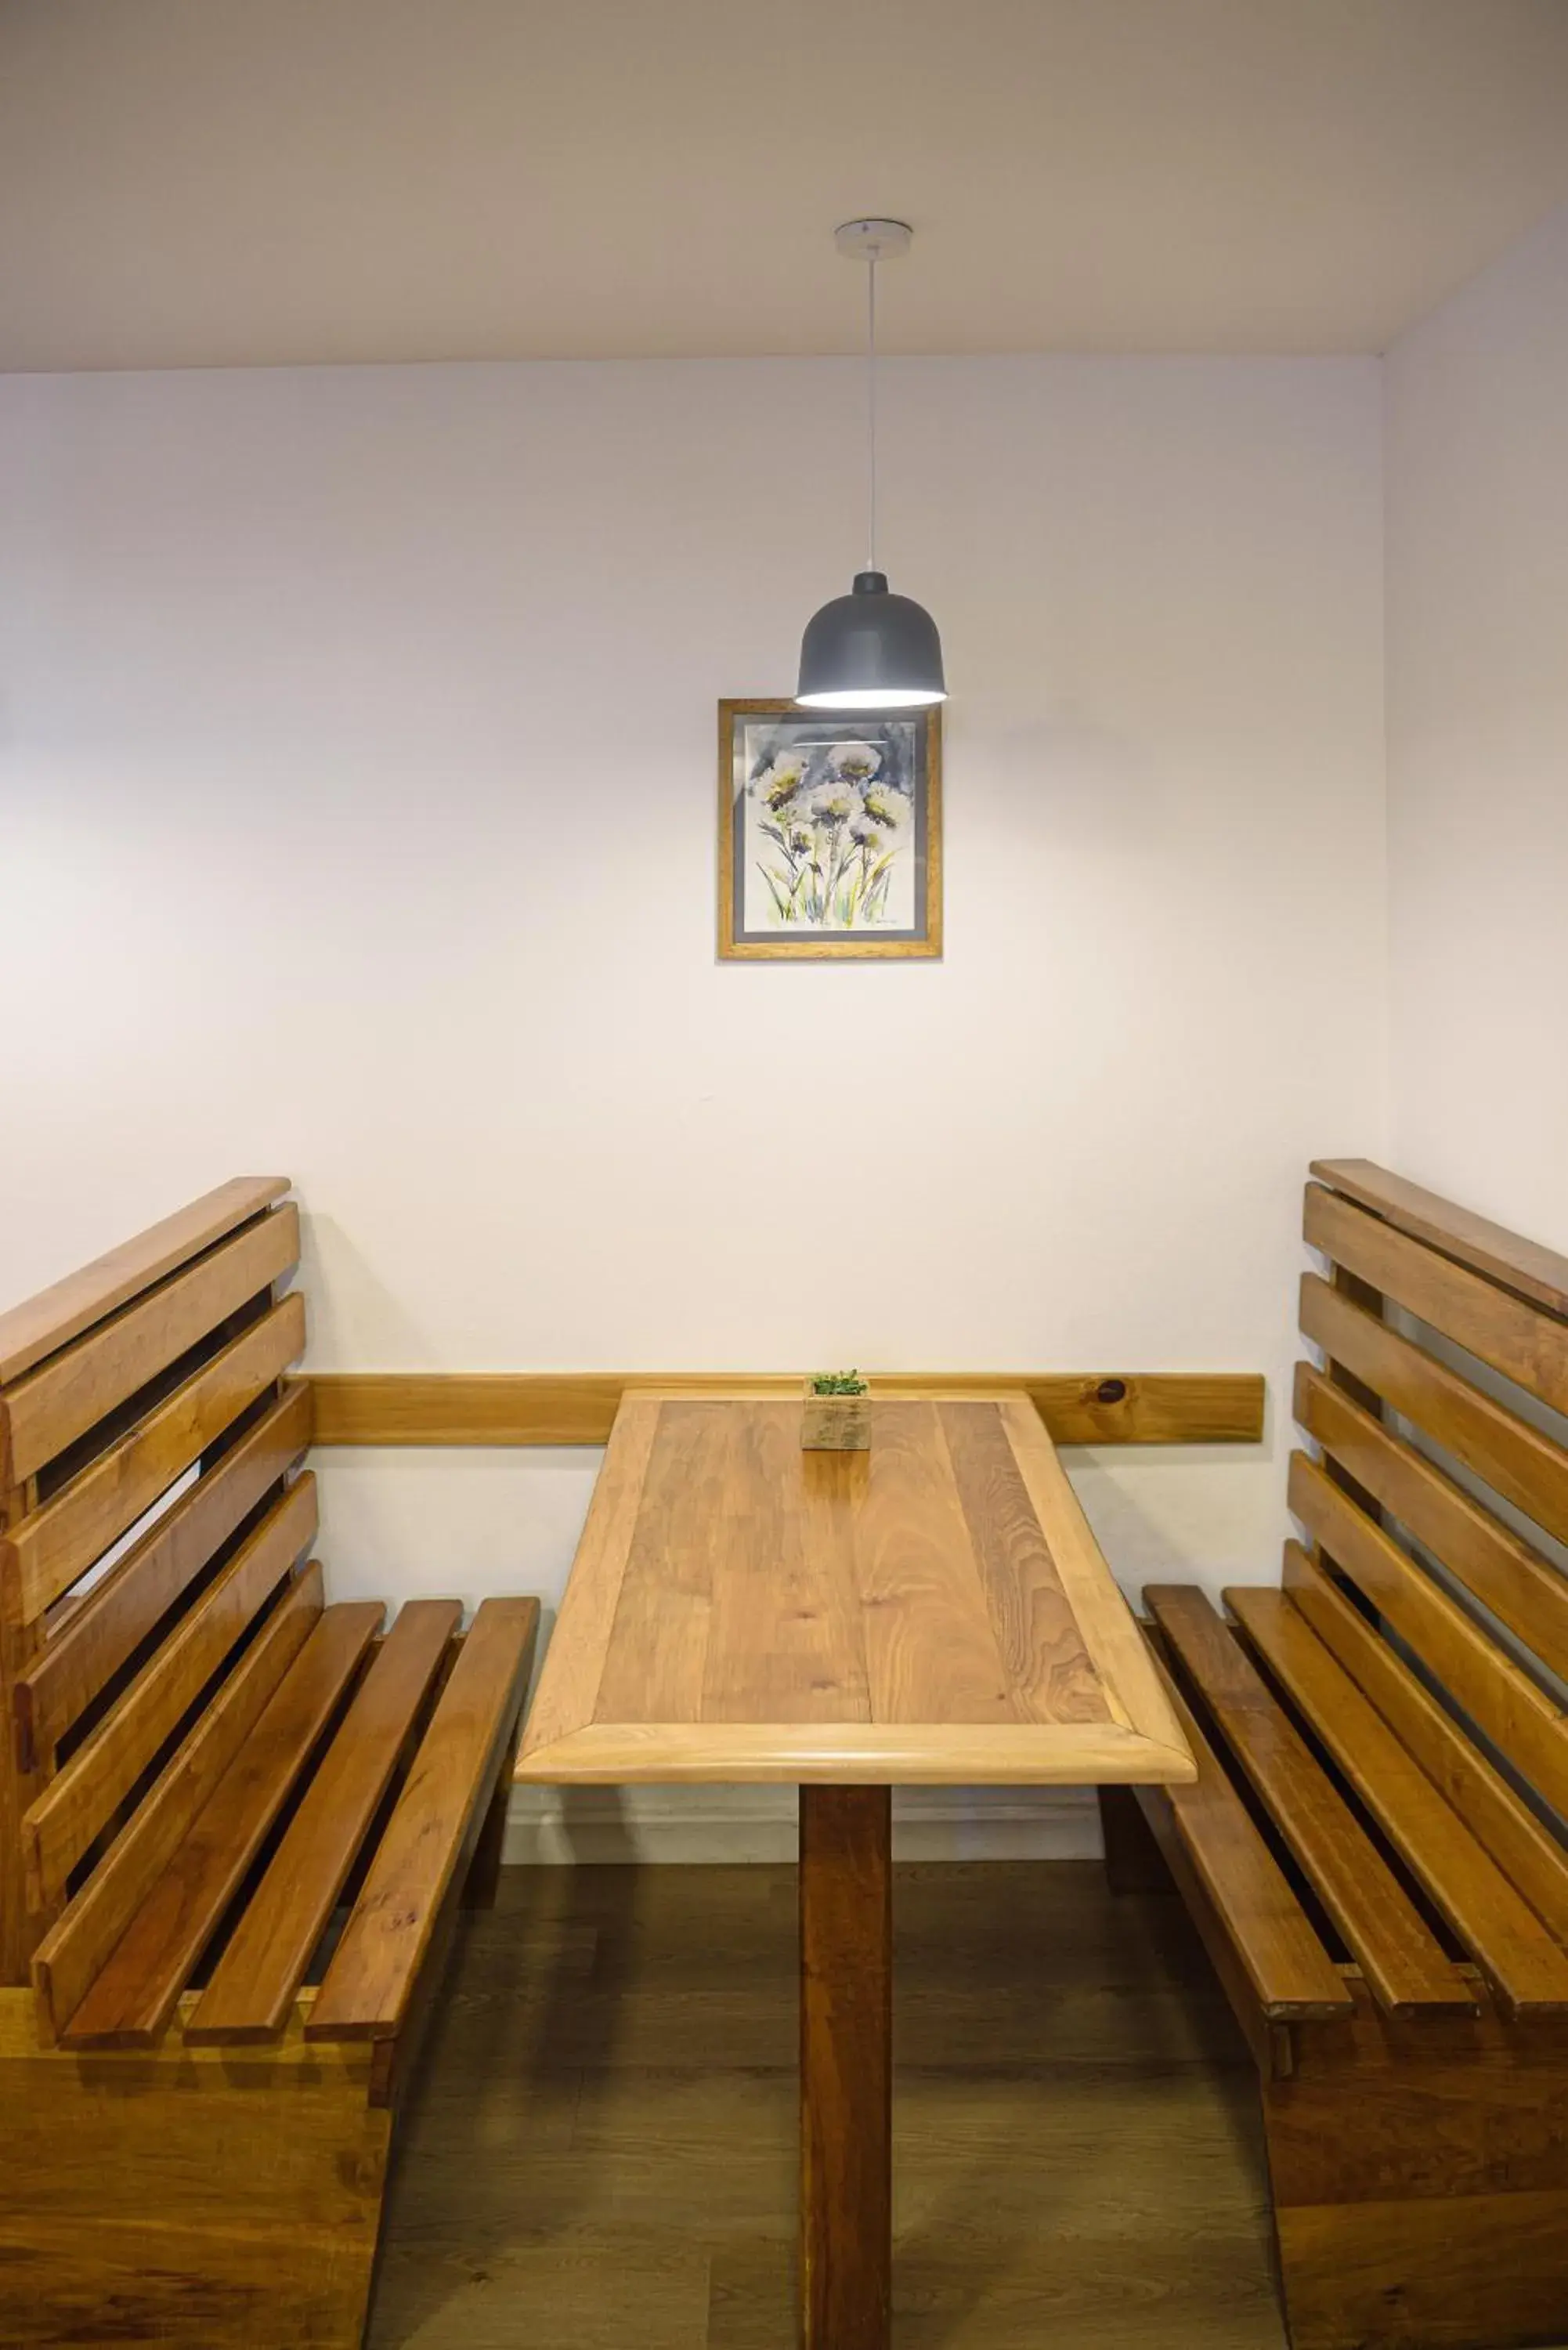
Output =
[{"x1": 801, "y1": 1383, "x2": 871, "y2": 1451}]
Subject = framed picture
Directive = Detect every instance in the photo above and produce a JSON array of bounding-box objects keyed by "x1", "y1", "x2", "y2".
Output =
[{"x1": 717, "y1": 699, "x2": 942, "y2": 960}]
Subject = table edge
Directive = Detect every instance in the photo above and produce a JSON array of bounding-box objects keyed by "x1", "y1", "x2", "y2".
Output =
[{"x1": 515, "y1": 1719, "x2": 1198, "y2": 1787}]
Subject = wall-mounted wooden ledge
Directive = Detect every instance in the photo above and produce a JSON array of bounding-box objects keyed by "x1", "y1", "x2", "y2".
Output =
[{"x1": 305, "y1": 1372, "x2": 1264, "y2": 1448}]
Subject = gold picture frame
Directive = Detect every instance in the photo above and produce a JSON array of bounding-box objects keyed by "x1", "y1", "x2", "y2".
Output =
[{"x1": 717, "y1": 698, "x2": 943, "y2": 960}]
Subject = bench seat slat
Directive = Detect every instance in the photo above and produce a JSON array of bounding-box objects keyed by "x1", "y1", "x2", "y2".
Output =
[
  {"x1": 1227, "y1": 1585, "x2": 1568, "y2": 2016},
  {"x1": 1299, "y1": 1272, "x2": 1568, "y2": 1548},
  {"x1": 0, "y1": 1179, "x2": 291, "y2": 1386},
  {"x1": 1305, "y1": 1185, "x2": 1568, "y2": 1420},
  {"x1": 30, "y1": 1564, "x2": 325, "y2": 2043},
  {"x1": 60, "y1": 1599, "x2": 383, "y2": 2051},
  {"x1": 1136, "y1": 1656, "x2": 1351, "y2": 2022},
  {"x1": 1144, "y1": 1585, "x2": 1475, "y2": 2016},
  {"x1": 21, "y1": 1474, "x2": 319, "y2": 1910},
  {"x1": 0, "y1": 1206, "x2": 301, "y2": 1488},
  {"x1": 1282, "y1": 1542, "x2": 1568, "y2": 1948},
  {"x1": 1, "y1": 1293, "x2": 307, "y2": 1624},
  {"x1": 13, "y1": 1380, "x2": 313, "y2": 1769},
  {"x1": 1295, "y1": 1364, "x2": 1568, "y2": 1687},
  {"x1": 186, "y1": 1598, "x2": 462, "y2": 2045},
  {"x1": 308, "y1": 1596, "x2": 540, "y2": 2044}
]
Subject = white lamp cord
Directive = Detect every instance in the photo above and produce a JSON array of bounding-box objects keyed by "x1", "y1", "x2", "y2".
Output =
[{"x1": 865, "y1": 251, "x2": 878, "y2": 575}]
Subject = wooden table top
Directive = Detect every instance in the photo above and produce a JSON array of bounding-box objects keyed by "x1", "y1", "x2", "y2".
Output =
[{"x1": 516, "y1": 1390, "x2": 1195, "y2": 1786}]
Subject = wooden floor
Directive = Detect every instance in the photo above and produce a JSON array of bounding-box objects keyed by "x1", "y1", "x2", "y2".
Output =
[{"x1": 368, "y1": 1860, "x2": 1285, "y2": 2350}]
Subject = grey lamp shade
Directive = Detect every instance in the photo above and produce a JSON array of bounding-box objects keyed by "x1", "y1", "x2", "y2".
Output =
[{"x1": 796, "y1": 570, "x2": 947, "y2": 709}]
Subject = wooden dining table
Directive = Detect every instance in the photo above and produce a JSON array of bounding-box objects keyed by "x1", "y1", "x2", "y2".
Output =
[{"x1": 517, "y1": 1386, "x2": 1196, "y2": 2348}]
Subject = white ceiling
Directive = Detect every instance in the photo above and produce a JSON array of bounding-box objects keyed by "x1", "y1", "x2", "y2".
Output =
[{"x1": 5, "y1": 0, "x2": 1568, "y2": 371}]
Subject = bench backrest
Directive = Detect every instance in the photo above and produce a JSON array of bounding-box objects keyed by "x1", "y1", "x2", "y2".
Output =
[
  {"x1": 1293, "y1": 1157, "x2": 1568, "y2": 1918},
  {"x1": 0, "y1": 1180, "x2": 310, "y2": 1983}
]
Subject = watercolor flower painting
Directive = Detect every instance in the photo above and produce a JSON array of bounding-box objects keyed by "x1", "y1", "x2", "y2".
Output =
[
  {"x1": 719, "y1": 704, "x2": 941, "y2": 960},
  {"x1": 749, "y1": 736, "x2": 909, "y2": 927}
]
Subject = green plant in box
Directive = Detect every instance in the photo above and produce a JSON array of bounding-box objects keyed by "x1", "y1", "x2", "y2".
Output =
[{"x1": 803, "y1": 1370, "x2": 871, "y2": 1450}]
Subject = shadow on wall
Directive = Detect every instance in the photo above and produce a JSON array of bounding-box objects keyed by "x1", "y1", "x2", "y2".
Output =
[
  {"x1": 1063, "y1": 1426, "x2": 1280, "y2": 1606},
  {"x1": 297, "y1": 1209, "x2": 443, "y2": 1368}
]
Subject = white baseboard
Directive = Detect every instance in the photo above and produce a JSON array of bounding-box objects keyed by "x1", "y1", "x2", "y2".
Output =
[{"x1": 504, "y1": 1783, "x2": 1104, "y2": 1865}]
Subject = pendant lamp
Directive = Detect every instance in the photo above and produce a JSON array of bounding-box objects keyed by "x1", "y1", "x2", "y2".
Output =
[{"x1": 796, "y1": 220, "x2": 947, "y2": 711}]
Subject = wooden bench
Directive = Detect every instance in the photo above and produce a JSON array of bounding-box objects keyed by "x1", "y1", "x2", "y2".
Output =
[
  {"x1": 1105, "y1": 1159, "x2": 1568, "y2": 2350},
  {"x1": 0, "y1": 1180, "x2": 540, "y2": 2349}
]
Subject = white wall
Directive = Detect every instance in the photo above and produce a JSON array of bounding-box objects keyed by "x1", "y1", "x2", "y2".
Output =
[
  {"x1": 1386, "y1": 204, "x2": 1568, "y2": 1250},
  {"x1": 0, "y1": 356, "x2": 1386, "y2": 1674}
]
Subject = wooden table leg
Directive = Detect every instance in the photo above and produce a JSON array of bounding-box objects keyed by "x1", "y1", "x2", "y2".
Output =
[{"x1": 800, "y1": 1784, "x2": 892, "y2": 2350}]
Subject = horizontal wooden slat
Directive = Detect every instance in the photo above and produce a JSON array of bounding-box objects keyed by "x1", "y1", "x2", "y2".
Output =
[
  {"x1": 1227, "y1": 1585, "x2": 1568, "y2": 2017},
  {"x1": 307, "y1": 1370, "x2": 1265, "y2": 1448},
  {"x1": 1145, "y1": 1583, "x2": 1474, "y2": 2016},
  {"x1": 0, "y1": 1179, "x2": 291, "y2": 1386},
  {"x1": 1134, "y1": 1655, "x2": 1351, "y2": 2023},
  {"x1": 309, "y1": 1596, "x2": 539, "y2": 2043},
  {"x1": 1282, "y1": 1542, "x2": 1568, "y2": 1949},
  {"x1": 1295, "y1": 1362, "x2": 1568, "y2": 1686},
  {"x1": 63, "y1": 1600, "x2": 383, "y2": 2050},
  {"x1": 1299, "y1": 1272, "x2": 1568, "y2": 1547},
  {"x1": 186, "y1": 1599, "x2": 461, "y2": 2045},
  {"x1": 1305, "y1": 1184, "x2": 1568, "y2": 1419},
  {"x1": 1312, "y1": 1159, "x2": 1568, "y2": 1321},
  {"x1": 1132, "y1": 1783, "x2": 1299, "y2": 2077},
  {"x1": 1288, "y1": 1450, "x2": 1568, "y2": 1823},
  {"x1": 0, "y1": 1206, "x2": 300, "y2": 1488},
  {"x1": 13, "y1": 1380, "x2": 313, "y2": 1768},
  {"x1": 0, "y1": 1293, "x2": 306, "y2": 1625},
  {"x1": 29, "y1": 1564, "x2": 323, "y2": 2044},
  {"x1": 21, "y1": 1475, "x2": 318, "y2": 1910}
]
